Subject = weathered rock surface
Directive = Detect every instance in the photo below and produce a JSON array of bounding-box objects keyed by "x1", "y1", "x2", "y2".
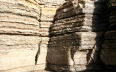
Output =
[
  {"x1": 47, "y1": 0, "x2": 108, "y2": 72},
  {"x1": 0, "y1": 0, "x2": 40, "y2": 35},
  {"x1": 0, "y1": 0, "x2": 116, "y2": 72},
  {"x1": 101, "y1": 1, "x2": 116, "y2": 71},
  {"x1": 0, "y1": 0, "x2": 46, "y2": 71}
]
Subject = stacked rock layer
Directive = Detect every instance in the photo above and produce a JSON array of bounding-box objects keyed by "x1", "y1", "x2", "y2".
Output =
[
  {"x1": 0, "y1": 0, "x2": 46, "y2": 72},
  {"x1": 47, "y1": 0, "x2": 108, "y2": 71},
  {"x1": 0, "y1": 0, "x2": 116, "y2": 72},
  {"x1": 101, "y1": 0, "x2": 116, "y2": 71},
  {"x1": 37, "y1": 0, "x2": 66, "y2": 70}
]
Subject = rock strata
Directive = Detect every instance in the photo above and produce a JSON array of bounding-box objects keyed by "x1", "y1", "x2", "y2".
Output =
[
  {"x1": 101, "y1": 0, "x2": 116, "y2": 71},
  {"x1": 47, "y1": 0, "x2": 108, "y2": 71},
  {"x1": 0, "y1": 0, "x2": 116, "y2": 72},
  {"x1": 0, "y1": 0, "x2": 43, "y2": 72}
]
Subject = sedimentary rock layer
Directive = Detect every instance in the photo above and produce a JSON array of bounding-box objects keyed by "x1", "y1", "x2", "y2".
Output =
[
  {"x1": 101, "y1": 1, "x2": 116, "y2": 71},
  {"x1": 0, "y1": 0, "x2": 40, "y2": 36},
  {"x1": 0, "y1": 0, "x2": 42, "y2": 71},
  {"x1": 50, "y1": 14, "x2": 107, "y2": 36},
  {"x1": 47, "y1": 0, "x2": 108, "y2": 71},
  {"x1": 54, "y1": 0, "x2": 106, "y2": 20}
]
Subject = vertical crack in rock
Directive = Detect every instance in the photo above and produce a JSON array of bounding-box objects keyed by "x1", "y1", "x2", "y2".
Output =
[
  {"x1": 35, "y1": 38, "x2": 42, "y2": 65},
  {"x1": 35, "y1": 6, "x2": 42, "y2": 65},
  {"x1": 88, "y1": 32, "x2": 105, "y2": 64}
]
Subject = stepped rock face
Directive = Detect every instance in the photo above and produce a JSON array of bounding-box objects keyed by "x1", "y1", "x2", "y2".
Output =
[
  {"x1": 101, "y1": 0, "x2": 116, "y2": 71},
  {"x1": 0, "y1": 0, "x2": 45, "y2": 72},
  {"x1": 37, "y1": 0, "x2": 66, "y2": 69},
  {"x1": 0, "y1": 0, "x2": 65, "y2": 72},
  {"x1": 47, "y1": 0, "x2": 108, "y2": 71},
  {"x1": 0, "y1": 0, "x2": 116, "y2": 72}
]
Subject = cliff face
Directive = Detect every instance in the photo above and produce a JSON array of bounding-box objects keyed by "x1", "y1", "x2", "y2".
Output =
[
  {"x1": 0, "y1": 0, "x2": 116, "y2": 72},
  {"x1": 0, "y1": 0, "x2": 41, "y2": 72},
  {"x1": 101, "y1": 0, "x2": 116, "y2": 71},
  {"x1": 0, "y1": 0, "x2": 65, "y2": 72},
  {"x1": 47, "y1": 0, "x2": 108, "y2": 71}
]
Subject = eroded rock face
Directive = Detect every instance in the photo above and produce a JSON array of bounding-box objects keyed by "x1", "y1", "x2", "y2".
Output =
[
  {"x1": 0, "y1": 0, "x2": 42, "y2": 71},
  {"x1": 101, "y1": 0, "x2": 116, "y2": 71},
  {"x1": 47, "y1": 0, "x2": 108, "y2": 71},
  {"x1": 0, "y1": 0, "x2": 116, "y2": 72},
  {"x1": 0, "y1": 0, "x2": 65, "y2": 71}
]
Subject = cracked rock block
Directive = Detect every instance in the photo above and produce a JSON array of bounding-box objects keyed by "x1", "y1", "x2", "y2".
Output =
[
  {"x1": 36, "y1": 37, "x2": 49, "y2": 65},
  {"x1": 0, "y1": 0, "x2": 43, "y2": 71},
  {"x1": 38, "y1": 1, "x2": 66, "y2": 70},
  {"x1": 0, "y1": 36, "x2": 42, "y2": 71},
  {"x1": 47, "y1": 0, "x2": 107, "y2": 71},
  {"x1": 47, "y1": 51, "x2": 88, "y2": 72},
  {"x1": 47, "y1": 32, "x2": 102, "y2": 71}
]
